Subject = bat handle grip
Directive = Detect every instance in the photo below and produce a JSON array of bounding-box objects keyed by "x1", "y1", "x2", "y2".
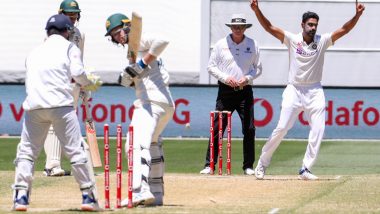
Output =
[{"x1": 82, "y1": 94, "x2": 92, "y2": 121}]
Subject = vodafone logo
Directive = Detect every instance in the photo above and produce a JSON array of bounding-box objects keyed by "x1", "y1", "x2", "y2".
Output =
[
  {"x1": 1, "y1": 96, "x2": 380, "y2": 137},
  {"x1": 254, "y1": 98, "x2": 273, "y2": 127}
]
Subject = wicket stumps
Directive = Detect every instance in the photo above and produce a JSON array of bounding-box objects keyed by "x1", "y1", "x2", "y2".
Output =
[
  {"x1": 209, "y1": 111, "x2": 232, "y2": 175},
  {"x1": 104, "y1": 124, "x2": 110, "y2": 209},
  {"x1": 116, "y1": 125, "x2": 122, "y2": 208},
  {"x1": 103, "y1": 124, "x2": 134, "y2": 209},
  {"x1": 127, "y1": 126, "x2": 133, "y2": 208}
]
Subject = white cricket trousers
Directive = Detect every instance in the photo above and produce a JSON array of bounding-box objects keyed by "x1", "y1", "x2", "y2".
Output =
[
  {"x1": 259, "y1": 83, "x2": 325, "y2": 170},
  {"x1": 126, "y1": 100, "x2": 174, "y2": 190},
  {"x1": 14, "y1": 107, "x2": 93, "y2": 190}
]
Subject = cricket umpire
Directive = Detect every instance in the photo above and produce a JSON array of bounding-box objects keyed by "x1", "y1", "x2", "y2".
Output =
[{"x1": 200, "y1": 14, "x2": 263, "y2": 175}]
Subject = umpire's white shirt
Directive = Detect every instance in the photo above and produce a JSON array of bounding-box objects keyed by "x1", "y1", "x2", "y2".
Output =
[
  {"x1": 283, "y1": 31, "x2": 333, "y2": 86},
  {"x1": 23, "y1": 35, "x2": 90, "y2": 110},
  {"x1": 208, "y1": 34, "x2": 262, "y2": 85}
]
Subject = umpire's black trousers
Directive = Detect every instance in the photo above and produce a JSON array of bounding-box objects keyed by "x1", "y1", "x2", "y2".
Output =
[{"x1": 203, "y1": 82, "x2": 256, "y2": 171}]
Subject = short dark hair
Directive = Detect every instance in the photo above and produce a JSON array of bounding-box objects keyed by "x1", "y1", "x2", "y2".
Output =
[{"x1": 302, "y1": 11, "x2": 319, "y2": 23}]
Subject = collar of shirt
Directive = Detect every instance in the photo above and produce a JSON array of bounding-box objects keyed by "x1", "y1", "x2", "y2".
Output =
[{"x1": 227, "y1": 34, "x2": 246, "y2": 46}]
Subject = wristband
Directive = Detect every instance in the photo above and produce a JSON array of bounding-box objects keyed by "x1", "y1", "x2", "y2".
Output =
[{"x1": 138, "y1": 59, "x2": 147, "y2": 69}]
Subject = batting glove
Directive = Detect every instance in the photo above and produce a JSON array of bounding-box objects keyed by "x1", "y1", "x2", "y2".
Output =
[
  {"x1": 124, "y1": 59, "x2": 148, "y2": 78},
  {"x1": 118, "y1": 72, "x2": 135, "y2": 87}
]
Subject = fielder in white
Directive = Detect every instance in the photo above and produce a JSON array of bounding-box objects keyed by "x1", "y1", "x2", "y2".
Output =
[
  {"x1": 105, "y1": 13, "x2": 175, "y2": 207},
  {"x1": 250, "y1": 0, "x2": 365, "y2": 180},
  {"x1": 12, "y1": 14, "x2": 102, "y2": 211},
  {"x1": 43, "y1": 0, "x2": 86, "y2": 177}
]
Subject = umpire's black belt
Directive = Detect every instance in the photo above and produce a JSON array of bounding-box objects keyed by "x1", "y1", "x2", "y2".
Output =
[{"x1": 218, "y1": 81, "x2": 251, "y2": 92}]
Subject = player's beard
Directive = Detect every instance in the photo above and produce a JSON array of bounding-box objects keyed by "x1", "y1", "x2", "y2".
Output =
[{"x1": 307, "y1": 30, "x2": 316, "y2": 38}]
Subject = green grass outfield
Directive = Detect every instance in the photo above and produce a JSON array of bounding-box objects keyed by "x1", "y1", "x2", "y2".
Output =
[
  {"x1": 0, "y1": 138, "x2": 379, "y2": 213},
  {"x1": 1, "y1": 138, "x2": 379, "y2": 175}
]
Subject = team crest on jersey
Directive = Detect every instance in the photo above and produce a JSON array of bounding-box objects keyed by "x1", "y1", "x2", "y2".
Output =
[
  {"x1": 296, "y1": 42, "x2": 317, "y2": 57},
  {"x1": 244, "y1": 47, "x2": 252, "y2": 53},
  {"x1": 312, "y1": 43, "x2": 317, "y2": 49}
]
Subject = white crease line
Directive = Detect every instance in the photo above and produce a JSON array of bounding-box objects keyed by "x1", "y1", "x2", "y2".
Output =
[{"x1": 268, "y1": 208, "x2": 280, "y2": 214}]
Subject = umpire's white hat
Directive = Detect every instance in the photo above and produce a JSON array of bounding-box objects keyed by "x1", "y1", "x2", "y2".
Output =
[{"x1": 225, "y1": 13, "x2": 252, "y2": 28}]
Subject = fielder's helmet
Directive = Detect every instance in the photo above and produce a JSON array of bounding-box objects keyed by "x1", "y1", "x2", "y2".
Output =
[
  {"x1": 59, "y1": 0, "x2": 81, "y2": 13},
  {"x1": 105, "y1": 13, "x2": 130, "y2": 36},
  {"x1": 45, "y1": 14, "x2": 73, "y2": 31}
]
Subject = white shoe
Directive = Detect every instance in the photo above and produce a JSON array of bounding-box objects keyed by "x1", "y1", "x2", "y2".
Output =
[
  {"x1": 81, "y1": 192, "x2": 102, "y2": 211},
  {"x1": 124, "y1": 190, "x2": 155, "y2": 207},
  {"x1": 244, "y1": 168, "x2": 255, "y2": 175},
  {"x1": 124, "y1": 192, "x2": 163, "y2": 207},
  {"x1": 13, "y1": 203, "x2": 28, "y2": 212},
  {"x1": 299, "y1": 168, "x2": 318, "y2": 180},
  {"x1": 200, "y1": 167, "x2": 211, "y2": 174},
  {"x1": 81, "y1": 201, "x2": 102, "y2": 211},
  {"x1": 120, "y1": 198, "x2": 132, "y2": 208},
  {"x1": 12, "y1": 191, "x2": 29, "y2": 211},
  {"x1": 43, "y1": 166, "x2": 66, "y2": 176},
  {"x1": 254, "y1": 161, "x2": 266, "y2": 180}
]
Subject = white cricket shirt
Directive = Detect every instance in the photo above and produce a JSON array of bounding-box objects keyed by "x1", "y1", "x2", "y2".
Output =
[
  {"x1": 23, "y1": 35, "x2": 91, "y2": 110},
  {"x1": 283, "y1": 31, "x2": 333, "y2": 85},
  {"x1": 133, "y1": 34, "x2": 174, "y2": 106},
  {"x1": 208, "y1": 34, "x2": 262, "y2": 85}
]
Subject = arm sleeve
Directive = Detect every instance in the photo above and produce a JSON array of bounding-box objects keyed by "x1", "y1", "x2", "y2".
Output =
[
  {"x1": 139, "y1": 34, "x2": 169, "y2": 57},
  {"x1": 322, "y1": 33, "x2": 334, "y2": 50},
  {"x1": 68, "y1": 44, "x2": 92, "y2": 86},
  {"x1": 282, "y1": 31, "x2": 292, "y2": 47},
  {"x1": 246, "y1": 41, "x2": 263, "y2": 85},
  {"x1": 207, "y1": 44, "x2": 229, "y2": 83}
]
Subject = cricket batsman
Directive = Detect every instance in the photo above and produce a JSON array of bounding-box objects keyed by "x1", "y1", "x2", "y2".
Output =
[{"x1": 105, "y1": 13, "x2": 175, "y2": 207}]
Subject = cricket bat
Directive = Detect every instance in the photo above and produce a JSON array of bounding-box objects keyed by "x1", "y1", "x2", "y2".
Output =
[
  {"x1": 127, "y1": 12, "x2": 142, "y2": 64},
  {"x1": 83, "y1": 96, "x2": 102, "y2": 167},
  {"x1": 78, "y1": 32, "x2": 102, "y2": 167}
]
